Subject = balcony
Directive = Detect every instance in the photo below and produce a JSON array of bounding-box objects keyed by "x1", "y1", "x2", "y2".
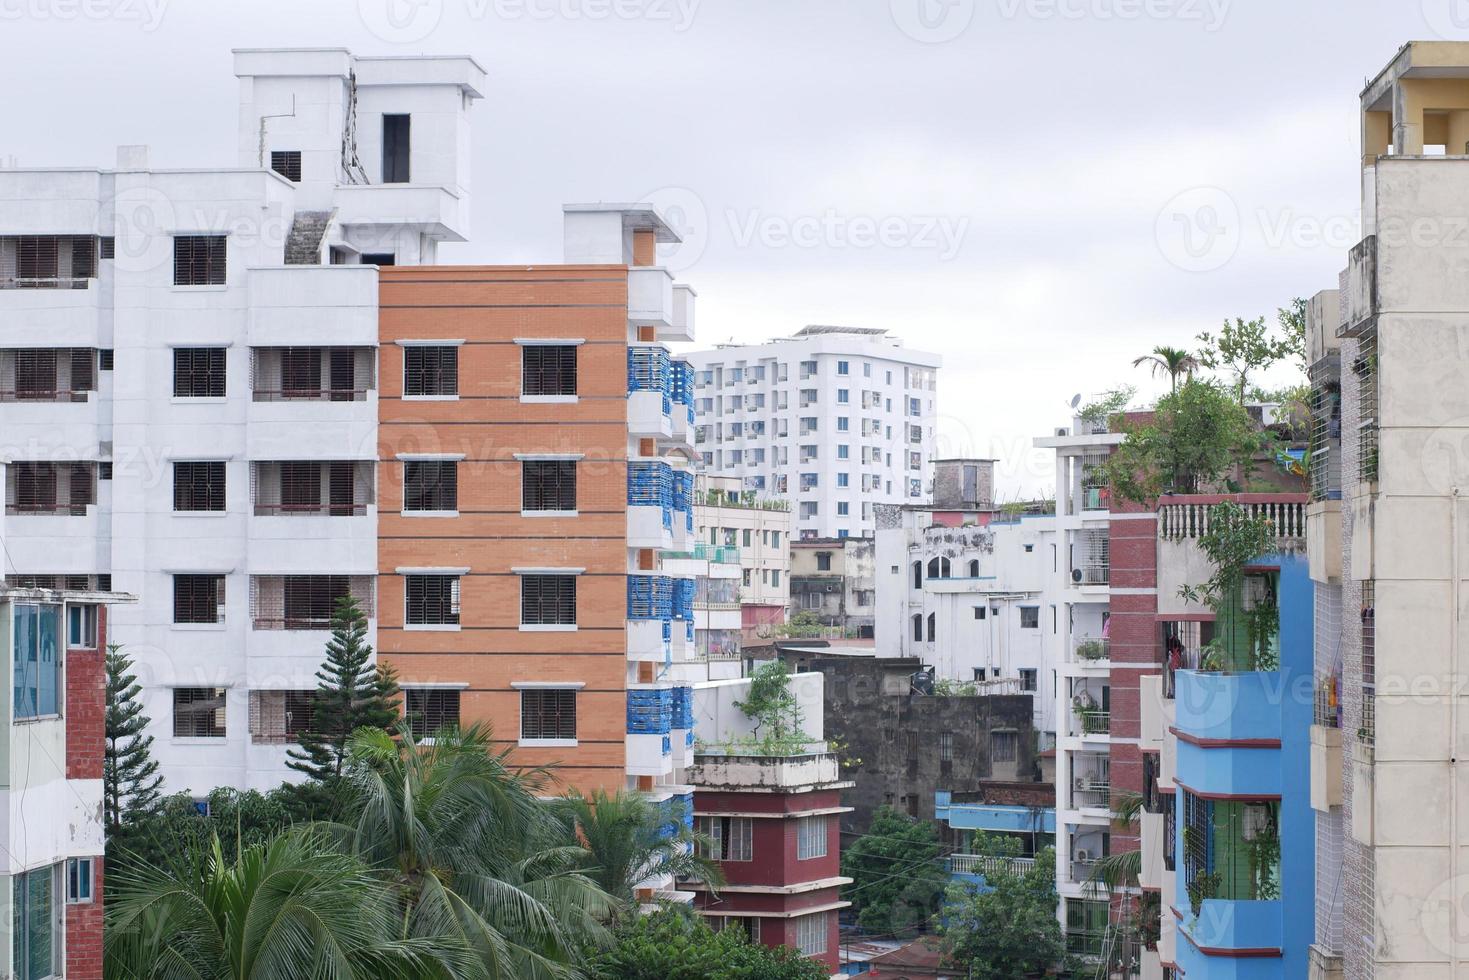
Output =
[
  {"x1": 669, "y1": 359, "x2": 696, "y2": 444},
  {"x1": 668, "y1": 283, "x2": 696, "y2": 343},
  {"x1": 4, "y1": 462, "x2": 97, "y2": 517},
  {"x1": 1178, "y1": 794, "x2": 1283, "y2": 962},
  {"x1": 331, "y1": 183, "x2": 467, "y2": 243},
  {"x1": 627, "y1": 346, "x2": 672, "y2": 438},
  {"x1": 249, "y1": 575, "x2": 375, "y2": 631},
  {"x1": 628, "y1": 460, "x2": 674, "y2": 549},
  {"x1": 626, "y1": 685, "x2": 674, "y2": 777},
  {"x1": 247, "y1": 347, "x2": 377, "y2": 458},
  {"x1": 250, "y1": 461, "x2": 374, "y2": 518},
  {"x1": 1073, "y1": 636, "x2": 1110, "y2": 664},
  {"x1": 628, "y1": 267, "x2": 675, "y2": 332},
  {"x1": 1069, "y1": 754, "x2": 1110, "y2": 813},
  {"x1": 627, "y1": 574, "x2": 673, "y2": 663},
  {"x1": 947, "y1": 853, "x2": 1036, "y2": 880},
  {"x1": 1157, "y1": 495, "x2": 1306, "y2": 542}
]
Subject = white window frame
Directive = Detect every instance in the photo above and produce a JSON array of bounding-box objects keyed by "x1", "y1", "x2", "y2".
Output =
[
  {"x1": 795, "y1": 911, "x2": 829, "y2": 956},
  {"x1": 698, "y1": 815, "x2": 753, "y2": 862},
  {"x1": 796, "y1": 815, "x2": 828, "y2": 860},
  {"x1": 67, "y1": 856, "x2": 96, "y2": 904}
]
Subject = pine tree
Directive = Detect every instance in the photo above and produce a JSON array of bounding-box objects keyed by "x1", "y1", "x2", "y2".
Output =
[
  {"x1": 104, "y1": 645, "x2": 164, "y2": 833},
  {"x1": 287, "y1": 595, "x2": 399, "y2": 785}
]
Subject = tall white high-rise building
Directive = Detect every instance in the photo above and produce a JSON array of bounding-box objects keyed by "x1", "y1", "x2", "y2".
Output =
[
  {"x1": 685, "y1": 326, "x2": 941, "y2": 540},
  {"x1": 0, "y1": 47, "x2": 485, "y2": 794}
]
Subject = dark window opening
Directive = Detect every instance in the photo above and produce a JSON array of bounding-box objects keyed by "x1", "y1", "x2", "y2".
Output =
[
  {"x1": 406, "y1": 574, "x2": 461, "y2": 626},
  {"x1": 174, "y1": 461, "x2": 226, "y2": 512},
  {"x1": 174, "y1": 688, "x2": 226, "y2": 738},
  {"x1": 174, "y1": 348, "x2": 227, "y2": 398},
  {"x1": 404, "y1": 460, "x2": 458, "y2": 512},
  {"x1": 406, "y1": 688, "x2": 460, "y2": 738},
  {"x1": 522, "y1": 461, "x2": 576, "y2": 512},
  {"x1": 174, "y1": 575, "x2": 224, "y2": 624},
  {"x1": 522, "y1": 345, "x2": 578, "y2": 396},
  {"x1": 382, "y1": 114, "x2": 411, "y2": 184},
  {"x1": 404, "y1": 346, "x2": 458, "y2": 397},
  {"x1": 361, "y1": 253, "x2": 396, "y2": 267},
  {"x1": 283, "y1": 576, "x2": 350, "y2": 630},
  {"x1": 270, "y1": 150, "x2": 302, "y2": 182},
  {"x1": 173, "y1": 235, "x2": 227, "y2": 286},
  {"x1": 521, "y1": 575, "x2": 576, "y2": 626},
  {"x1": 521, "y1": 688, "x2": 576, "y2": 740}
]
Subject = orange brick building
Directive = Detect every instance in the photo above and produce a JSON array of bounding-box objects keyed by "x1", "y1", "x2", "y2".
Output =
[{"x1": 376, "y1": 206, "x2": 701, "y2": 835}]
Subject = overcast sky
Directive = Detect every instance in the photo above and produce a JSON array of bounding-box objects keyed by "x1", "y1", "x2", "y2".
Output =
[{"x1": 0, "y1": 0, "x2": 1448, "y2": 496}]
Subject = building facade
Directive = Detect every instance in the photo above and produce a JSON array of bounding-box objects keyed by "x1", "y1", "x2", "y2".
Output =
[
  {"x1": 686, "y1": 326, "x2": 941, "y2": 540},
  {"x1": 0, "y1": 47, "x2": 485, "y2": 795},
  {"x1": 1306, "y1": 40, "x2": 1469, "y2": 980},
  {"x1": 692, "y1": 473, "x2": 791, "y2": 635},
  {"x1": 0, "y1": 582, "x2": 132, "y2": 979},
  {"x1": 686, "y1": 673, "x2": 850, "y2": 973},
  {"x1": 376, "y1": 204, "x2": 702, "y2": 847},
  {"x1": 788, "y1": 536, "x2": 876, "y2": 637}
]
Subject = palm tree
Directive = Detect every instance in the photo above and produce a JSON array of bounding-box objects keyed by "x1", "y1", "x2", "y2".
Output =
[
  {"x1": 554, "y1": 788, "x2": 723, "y2": 912},
  {"x1": 1132, "y1": 346, "x2": 1200, "y2": 393},
  {"x1": 339, "y1": 724, "x2": 616, "y2": 979},
  {"x1": 1084, "y1": 792, "x2": 1148, "y2": 976},
  {"x1": 105, "y1": 831, "x2": 448, "y2": 979}
]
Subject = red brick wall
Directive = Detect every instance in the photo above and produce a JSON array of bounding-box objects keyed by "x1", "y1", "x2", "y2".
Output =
[
  {"x1": 66, "y1": 858, "x2": 103, "y2": 980},
  {"x1": 1108, "y1": 503, "x2": 1157, "y2": 849}
]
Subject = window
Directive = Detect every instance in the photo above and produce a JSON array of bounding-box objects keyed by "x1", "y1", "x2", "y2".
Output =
[
  {"x1": 403, "y1": 460, "x2": 458, "y2": 512},
  {"x1": 523, "y1": 344, "x2": 578, "y2": 396},
  {"x1": 912, "y1": 561, "x2": 922, "y2": 588},
  {"x1": 523, "y1": 460, "x2": 576, "y2": 512},
  {"x1": 698, "y1": 816, "x2": 753, "y2": 861},
  {"x1": 711, "y1": 917, "x2": 761, "y2": 941},
  {"x1": 992, "y1": 730, "x2": 1018, "y2": 762},
  {"x1": 66, "y1": 604, "x2": 98, "y2": 648},
  {"x1": 405, "y1": 575, "x2": 461, "y2": 627},
  {"x1": 1020, "y1": 668, "x2": 1038, "y2": 692},
  {"x1": 404, "y1": 346, "x2": 458, "y2": 397},
  {"x1": 174, "y1": 461, "x2": 226, "y2": 512},
  {"x1": 12, "y1": 604, "x2": 60, "y2": 719},
  {"x1": 13, "y1": 864, "x2": 61, "y2": 980},
  {"x1": 837, "y1": 388, "x2": 850, "y2": 403},
  {"x1": 968, "y1": 559, "x2": 980, "y2": 577},
  {"x1": 174, "y1": 574, "x2": 224, "y2": 625},
  {"x1": 521, "y1": 688, "x2": 576, "y2": 740},
  {"x1": 797, "y1": 815, "x2": 828, "y2": 859},
  {"x1": 1019, "y1": 606, "x2": 1039, "y2": 629},
  {"x1": 405, "y1": 688, "x2": 460, "y2": 738},
  {"x1": 816, "y1": 552, "x2": 832, "y2": 571},
  {"x1": 174, "y1": 687, "x2": 226, "y2": 737},
  {"x1": 362, "y1": 253, "x2": 396, "y2": 267},
  {"x1": 382, "y1": 114, "x2": 411, "y2": 183},
  {"x1": 837, "y1": 445, "x2": 850, "y2": 461},
  {"x1": 837, "y1": 360, "x2": 849, "y2": 375},
  {"x1": 66, "y1": 857, "x2": 94, "y2": 904},
  {"x1": 795, "y1": 912, "x2": 829, "y2": 956},
  {"x1": 837, "y1": 502, "x2": 849, "y2": 516},
  {"x1": 926, "y1": 612, "x2": 936, "y2": 642},
  {"x1": 270, "y1": 150, "x2": 302, "y2": 182},
  {"x1": 174, "y1": 348, "x2": 226, "y2": 398},
  {"x1": 173, "y1": 235, "x2": 226, "y2": 286},
  {"x1": 522, "y1": 575, "x2": 576, "y2": 626},
  {"x1": 927, "y1": 556, "x2": 951, "y2": 579},
  {"x1": 1024, "y1": 544, "x2": 1034, "y2": 553},
  {"x1": 973, "y1": 606, "x2": 987, "y2": 620},
  {"x1": 771, "y1": 571, "x2": 780, "y2": 587},
  {"x1": 939, "y1": 732, "x2": 954, "y2": 762},
  {"x1": 742, "y1": 529, "x2": 752, "y2": 547}
]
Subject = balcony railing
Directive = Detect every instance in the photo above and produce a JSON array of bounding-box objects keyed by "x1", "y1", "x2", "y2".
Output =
[
  {"x1": 1157, "y1": 495, "x2": 1307, "y2": 540},
  {"x1": 1077, "y1": 711, "x2": 1111, "y2": 736},
  {"x1": 948, "y1": 854, "x2": 1035, "y2": 877},
  {"x1": 1074, "y1": 637, "x2": 1110, "y2": 661}
]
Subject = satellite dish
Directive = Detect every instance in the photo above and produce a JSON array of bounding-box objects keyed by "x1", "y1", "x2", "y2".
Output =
[{"x1": 1069, "y1": 394, "x2": 1082, "y2": 409}]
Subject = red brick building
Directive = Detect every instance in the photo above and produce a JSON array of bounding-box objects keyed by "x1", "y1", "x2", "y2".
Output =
[{"x1": 684, "y1": 749, "x2": 853, "y2": 972}]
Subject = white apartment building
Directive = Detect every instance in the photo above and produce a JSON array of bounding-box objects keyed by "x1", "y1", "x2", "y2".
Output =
[
  {"x1": 873, "y1": 459, "x2": 1061, "y2": 738},
  {"x1": 0, "y1": 47, "x2": 485, "y2": 794},
  {"x1": 692, "y1": 473, "x2": 791, "y2": 632},
  {"x1": 686, "y1": 325, "x2": 941, "y2": 540}
]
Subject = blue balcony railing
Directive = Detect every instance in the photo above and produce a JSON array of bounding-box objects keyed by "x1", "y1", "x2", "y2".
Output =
[
  {"x1": 628, "y1": 688, "x2": 673, "y2": 735},
  {"x1": 671, "y1": 686, "x2": 694, "y2": 731},
  {"x1": 627, "y1": 575, "x2": 674, "y2": 620},
  {"x1": 673, "y1": 577, "x2": 696, "y2": 641},
  {"x1": 628, "y1": 347, "x2": 672, "y2": 416},
  {"x1": 629, "y1": 460, "x2": 673, "y2": 529},
  {"x1": 672, "y1": 470, "x2": 694, "y2": 532}
]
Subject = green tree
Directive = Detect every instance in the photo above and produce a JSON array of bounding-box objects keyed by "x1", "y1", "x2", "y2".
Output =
[
  {"x1": 1197, "y1": 315, "x2": 1298, "y2": 406},
  {"x1": 938, "y1": 848, "x2": 1066, "y2": 980},
  {"x1": 338, "y1": 723, "x2": 616, "y2": 978},
  {"x1": 554, "y1": 788, "x2": 722, "y2": 913},
  {"x1": 589, "y1": 905, "x2": 829, "y2": 980},
  {"x1": 1131, "y1": 346, "x2": 1199, "y2": 394},
  {"x1": 105, "y1": 831, "x2": 453, "y2": 979},
  {"x1": 104, "y1": 645, "x2": 163, "y2": 835},
  {"x1": 108, "y1": 785, "x2": 321, "y2": 877},
  {"x1": 287, "y1": 595, "x2": 399, "y2": 787},
  {"x1": 774, "y1": 610, "x2": 824, "y2": 638},
  {"x1": 841, "y1": 806, "x2": 948, "y2": 936},
  {"x1": 1102, "y1": 377, "x2": 1262, "y2": 503},
  {"x1": 730, "y1": 659, "x2": 812, "y2": 755}
]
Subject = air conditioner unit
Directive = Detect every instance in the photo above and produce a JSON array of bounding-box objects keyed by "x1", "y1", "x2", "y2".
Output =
[
  {"x1": 1055, "y1": 427, "x2": 1069, "y2": 437},
  {"x1": 1074, "y1": 849, "x2": 1092, "y2": 863}
]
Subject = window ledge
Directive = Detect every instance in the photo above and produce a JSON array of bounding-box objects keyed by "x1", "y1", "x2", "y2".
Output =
[
  {"x1": 521, "y1": 510, "x2": 578, "y2": 519},
  {"x1": 14, "y1": 713, "x2": 61, "y2": 725},
  {"x1": 519, "y1": 624, "x2": 578, "y2": 632},
  {"x1": 172, "y1": 623, "x2": 227, "y2": 631},
  {"x1": 171, "y1": 397, "x2": 229, "y2": 405},
  {"x1": 402, "y1": 394, "x2": 459, "y2": 402},
  {"x1": 400, "y1": 510, "x2": 459, "y2": 519},
  {"x1": 171, "y1": 285, "x2": 229, "y2": 292},
  {"x1": 519, "y1": 738, "x2": 578, "y2": 748},
  {"x1": 404, "y1": 624, "x2": 462, "y2": 632},
  {"x1": 173, "y1": 511, "x2": 229, "y2": 518},
  {"x1": 171, "y1": 737, "x2": 228, "y2": 745},
  {"x1": 520, "y1": 395, "x2": 579, "y2": 404}
]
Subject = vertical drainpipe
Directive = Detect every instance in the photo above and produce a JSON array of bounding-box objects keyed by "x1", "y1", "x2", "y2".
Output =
[{"x1": 1453, "y1": 487, "x2": 1462, "y2": 972}]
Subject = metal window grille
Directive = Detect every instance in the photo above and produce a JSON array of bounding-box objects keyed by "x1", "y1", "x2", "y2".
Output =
[
  {"x1": 0, "y1": 235, "x2": 98, "y2": 288},
  {"x1": 247, "y1": 690, "x2": 317, "y2": 744},
  {"x1": 796, "y1": 912, "x2": 828, "y2": 956},
  {"x1": 174, "y1": 348, "x2": 226, "y2": 398},
  {"x1": 406, "y1": 688, "x2": 461, "y2": 738},
  {"x1": 250, "y1": 575, "x2": 374, "y2": 630},
  {"x1": 99, "y1": 237, "x2": 115, "y2": 260},
  {"x1": 1354, "y1": 325, "x2": 1378, "y2": 483},
  {"x1": 404, "y1": 346, "x2": 458, "y2": 396},
  {"x1": 251, "y1": 347, "x2": 374, "y2": 401},
  {"x1": 14, "y1": 350, "x2": 55, "y2": 398},
  {"x1": 1309, "y1": 354, "x2": 1342, "y2": 501},
  {"x1": 521, "y1": 688, "x2": 576, "y2": 740},
  {"x1": 992, "y1": 730, "x2": 1017, "y2": 762},
  {"x1": 1, "y1": 348, "x2": 99, "y2": 402},
  {"x1": 1163, "y1": 798, "x2": 1176, "y2": 872},
  {"x1": 251, "y1": 461, "x2": 372, "y2": 516},
  {"x1": 174, "y1": 575, "x2": 224, "y2": 624},
  {"x1": 522, "y1": 344, "x2": 577, "y2": 396},
  {"x1": 7, "y1": 462, "x2": 95, "y2": 515},
  {"x1": 270, "y1": 150, "x2": 303, "y2": 182},
  {"x1": 173, "y1": 462, "x2": 226, "y2": 512},
  {"x1": 1361, "y1": 581, "x2": 1375, "y2": 745},
  {"x1": 281, "y1": 347, "x2": 322, "y2": 394},
  {"x1": 174, "y1": 687, "x2": 227, "y2": 737},
  {"x1": 406, "y1": 574, "x2": 461, "y2": 626},
  {"x1": 173, "y1": 235, "x2": 227, "y2": 286},
  {"x1": 523, "y1": 460, "x2": 576, "y2": 512},
  {"x1": 404, "y1": 460, "x2": 457, "y2": 512},
  {"x1": 939, "y1": 731, "x2": 954, "y2": 761},
  {"x1": 522, "y1": 574, "x2": 575, "y2": 626}
]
